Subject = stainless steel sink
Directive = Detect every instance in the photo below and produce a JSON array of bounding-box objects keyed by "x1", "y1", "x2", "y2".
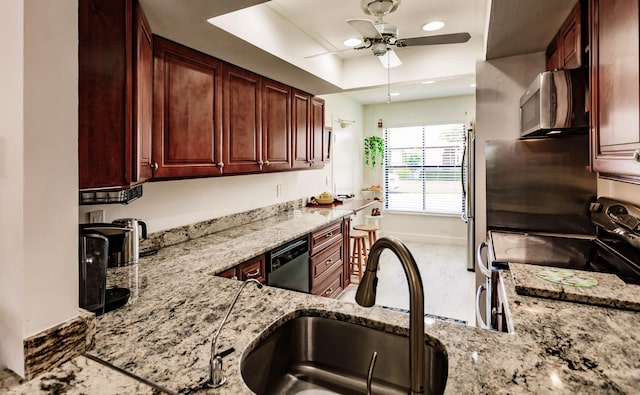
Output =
[{"x1": 240, "y1": 315, "x2": 448, "y2": 394}]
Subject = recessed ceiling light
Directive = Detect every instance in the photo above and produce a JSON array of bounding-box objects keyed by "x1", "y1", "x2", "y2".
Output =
[
  {"x1": 421, "y1": 80, "x2": 435, "y2": 84},
  {"x1": 422, "y1": 21, "x2": 445, "y2": 32},
  {"x1": 470, "y1": 83, "x2": 477, "y2": 87},
  {"x1": 344, "y1": 38, "x2": 362, "y2": 47},
  {"x1": 390, "y1": 92, "x2": 400, "y2": 96}
]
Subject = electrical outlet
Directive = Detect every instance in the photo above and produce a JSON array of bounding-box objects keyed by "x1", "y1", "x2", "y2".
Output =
[
  {"x1": 276, "y1": 184, "x2": 282, "y2": 197},
  {"x1": 326, "y1": 175, "x2": 330, "y2": 186},
  {"x1": 88, "y1": 210, "x2": 104, "y2": 223}
]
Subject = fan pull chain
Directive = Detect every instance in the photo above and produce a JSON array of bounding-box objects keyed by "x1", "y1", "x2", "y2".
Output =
[{"x1": 387, "y1": 51, "x2": 391, "y2": 103}]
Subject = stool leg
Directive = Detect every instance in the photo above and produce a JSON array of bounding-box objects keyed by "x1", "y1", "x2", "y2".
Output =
[{"x1": 357, "y1": 239, "x2": 364, "y2": 283}]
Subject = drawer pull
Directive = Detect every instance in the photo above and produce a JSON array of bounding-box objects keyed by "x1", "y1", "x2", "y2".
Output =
[
  {"x1": 325, "y1": 232, "x2": 334, "y2": 238},
  {"x1": 324, "y1": 287, "x2": 334, "y2": 296},
  {"x1": 325, "y1": 259, "x2": 333, "y2": 266},
  {"x1": 246, "y1": 268, "x2": 261, "y2": 278}
]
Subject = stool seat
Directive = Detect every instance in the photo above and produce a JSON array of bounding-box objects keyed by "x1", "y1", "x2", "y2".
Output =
[
  {"x1": 349, "y1": 231, "x2": 368, "y2": 284},
  {"x1": 353, "y1": 223, "x2": 379, "y2": 255}
]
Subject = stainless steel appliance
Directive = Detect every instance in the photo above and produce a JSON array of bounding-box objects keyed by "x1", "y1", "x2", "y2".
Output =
[
  {"x1": 461, "y1": 123, "x2": 475, "y2": 271},
  {"x1": 111, "y1": 218, "x2": 147, "y2": 265},
  {"x1": 520, "y1": 68, "x2": 588, "y2": 137},
  {"x1": 267, "y1": 236, "x2": 310, "y2": 293}
]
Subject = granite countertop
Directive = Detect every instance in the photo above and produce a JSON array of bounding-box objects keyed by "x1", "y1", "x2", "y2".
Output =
[{"x1": 5, "y1": 207, "x2": 640, "y2": 394}]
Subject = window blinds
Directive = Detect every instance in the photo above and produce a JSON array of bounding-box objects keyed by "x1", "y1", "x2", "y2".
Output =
[{"x1": 383, "y1": 123, "x2": 465, "y2": 215}]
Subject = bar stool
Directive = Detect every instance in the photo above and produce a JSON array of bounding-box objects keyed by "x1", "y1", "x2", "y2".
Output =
[
  {"x1": 353, "y1": 223, "x2": 378, "y2": 253},
  {"x1": 349, "y1": 230, "x2": 368, "y2": 284}
]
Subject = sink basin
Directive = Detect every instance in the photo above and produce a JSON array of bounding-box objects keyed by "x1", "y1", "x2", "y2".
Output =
[{"x1": 241, "y1": 314, "x2": 448, "y2": 394}]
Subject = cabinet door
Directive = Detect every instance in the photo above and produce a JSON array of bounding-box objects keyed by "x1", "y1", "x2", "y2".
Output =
[
  {"x1": 590, "y1": 0, "x2": 640, "y2": 178},
  {"x1": 292, "y1": 89, "x2": 312, "y2": 168},
  {"x1": 78, "y1": 0, "x2": 132, "y2": 189},
  {"x1": 218, "y1": 267, "x2": 238, "y2": 280},
  {"x1": 238, "y1": 255, "x2": 266, "y2": 284},
  {"x1": 223, "y1": 64, "x2": 262, "y2": 174},
  {"x1": 262, "y1": 79, "x2": 292, "y2": 171},
  {"x1": 310, "y1": 96, "x2": 325, "y2": 168},
  {"x1": 152, "y1": 36, "x2": 223, "y2": 179},
  {"x1": 133, "y1": 0, "x2": 153, "y2": 183},
  {"x1": 559, "y1": 1, "x2": 582, "y2": 69}
]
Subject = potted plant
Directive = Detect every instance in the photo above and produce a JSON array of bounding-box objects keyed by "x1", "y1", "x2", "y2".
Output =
[{"x1": 364, "y1": 136, "x2": 384, "y2": 169}]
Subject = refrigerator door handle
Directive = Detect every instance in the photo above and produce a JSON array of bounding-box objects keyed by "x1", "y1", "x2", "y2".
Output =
[
  {"x1": 475, "y1": 284, "x2": 489, "y2": 329},
  {"x1": 477, "y1": 242, "x2": 491, "y2": 278}
]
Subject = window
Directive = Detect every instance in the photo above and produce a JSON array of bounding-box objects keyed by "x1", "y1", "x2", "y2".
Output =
[{"x1": 384, "y1": 123, "x2": 465, "y2": 215}]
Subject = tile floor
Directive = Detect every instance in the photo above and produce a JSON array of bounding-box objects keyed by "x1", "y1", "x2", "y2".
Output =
[{"x1": 338, "y1": 240, "x2": 476, "y2": 326}]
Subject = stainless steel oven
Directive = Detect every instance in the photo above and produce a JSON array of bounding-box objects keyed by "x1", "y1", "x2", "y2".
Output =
[{"x1": 267, "y1": 236, "x2": 310, "y2": 293}]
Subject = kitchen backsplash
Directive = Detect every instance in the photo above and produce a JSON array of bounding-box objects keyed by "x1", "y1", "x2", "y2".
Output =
[{"x1": 140, "y1": 199, "x2": 305, "y2": 253}]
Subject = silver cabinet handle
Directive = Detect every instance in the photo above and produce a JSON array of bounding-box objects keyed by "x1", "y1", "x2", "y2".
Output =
[
  {"x1": 150, "y1": 162, "x2": 158, "y2": 170},
  {"x1": 264, "y1": 160, "x2": 270, "y2": 166},
  {"x1": 258, "y1": 160, "x2": 264, "y2": 166},
  {"x1": 475, "y1": 284, "x2": 489, "y2": 329},
  {"x1": 246, "y1": 268, "x2": 261, "y2": 278},
  {"x1": 325, "y1": 259, "x2": 333, "y2": 266},
  {"x1": 634, "y1": 149, "x2": 640, "y2": 162},
  {"x1": 324, "y1": 287, "x2": 334, "y2": 296},
  {"x1": 477, "y1": 242, "x2": 491, "y2": 278},
  {"x1": 217, "y1": 162, "x2": 224, "y2": 174}
]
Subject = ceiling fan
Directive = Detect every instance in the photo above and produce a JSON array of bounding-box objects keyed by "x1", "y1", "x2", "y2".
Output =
[{"x1": 347, "y1": 0, "x2": 471, "y2": 68}]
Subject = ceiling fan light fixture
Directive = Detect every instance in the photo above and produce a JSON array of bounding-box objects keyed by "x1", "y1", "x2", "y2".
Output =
[
  {"x1": 422, "y1": 21, "x2": 445, "y2": 31},
  {"x1": 422, "y1": 80, "x2": 436, "y2": 84},
  {"x1": 377, "y1": 49, "x2": 402, "y2": 68},
  {"x1": 344, "y1": 38, "x2": 363, "y2": 47}
]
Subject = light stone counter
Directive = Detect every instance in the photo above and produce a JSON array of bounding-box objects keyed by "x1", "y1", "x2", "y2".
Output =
[{"x1": 4, "y1": 206, "x2": 639, "y2": 394}]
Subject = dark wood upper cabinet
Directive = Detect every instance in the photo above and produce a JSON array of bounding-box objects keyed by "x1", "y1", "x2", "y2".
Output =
[
  {"x1": 262, "y1": 79, "x2": 292, "y2": 171},
  {"x1": 546, "y1": 0, "x2": 584, "y2": 71},
  {"x1": 311, "y1": 96, "x2": 326, "y2": 168},
  {"x1": 222, "y1": 64, "x2": 262, "y2": 174},
  {"x1": 589, "y1": 0, "x2": 640, "y2": 179},
  {"x1": 152, "y1": 36, "x2": 223, "y2": 179},
  {"x1": 78, "y1": 0, "x2": 152, "y2": 190},
  {"x1": 292, "y1": 89, "x2": 312, "y2": 168}
]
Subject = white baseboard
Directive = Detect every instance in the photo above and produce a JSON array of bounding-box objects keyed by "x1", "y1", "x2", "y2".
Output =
[{"x1": 382, "y1": 231, "x2": 467, "y2": 246}]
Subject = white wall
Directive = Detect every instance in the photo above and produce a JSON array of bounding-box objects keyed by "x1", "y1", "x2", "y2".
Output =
[
  {"x1": 79, "y1": 170, "x2": 330, "y2": 232},
  {"x1": 0, "y1": 0, "x2": 26, "y2": 375},
  {"x1": 319, "y1": 93, "x2": 364, "y2": 196},
  {"x1": 475, "y1": 52, "x2": 546, "y2": 248},
  {"x1": 598, "y1": 179, "x2": 640, "y2": 205},
  {"x1": 361, "y1": 95, "x2": 476, "y2": 244},
  {"x1": 0, "y1": 0, "x2": 79, "y2": 375}
]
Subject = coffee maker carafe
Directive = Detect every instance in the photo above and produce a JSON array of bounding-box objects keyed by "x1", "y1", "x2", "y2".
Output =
[{"x1": 111, "y1": 218, "x2": 147, "y2": 265}]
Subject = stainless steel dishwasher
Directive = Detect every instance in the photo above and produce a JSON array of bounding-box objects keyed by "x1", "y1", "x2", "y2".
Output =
[{"x1": 266, "y1": 236, "x2": 310, "y2": 293}]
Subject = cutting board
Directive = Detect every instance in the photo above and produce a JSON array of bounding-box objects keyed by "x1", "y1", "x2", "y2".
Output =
[{"x1": 510, "y1": 263, "x2": 640, "y2": 312}]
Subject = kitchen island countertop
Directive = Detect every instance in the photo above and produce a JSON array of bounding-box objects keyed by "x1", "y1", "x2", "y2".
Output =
[{"x1": 3, "y1": 206, "x2": 640, "y2": 394}]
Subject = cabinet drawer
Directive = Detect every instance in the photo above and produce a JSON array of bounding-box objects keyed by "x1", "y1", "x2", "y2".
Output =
[
  {"x1": 238, "y1": 255, "x2": 266, "y2": 284},
  {"x1": 311, "y1": 266, "x2": 343, "y2": 298},
  {"x1": 310, "y1": 221, "x2": 343, "y2": 255},
  {"x1": 218, "y1": 267, "x2": 237, "y2": 280},
  {"x1": 310, "y1": 240, "x2": 343, "y2": 282}
]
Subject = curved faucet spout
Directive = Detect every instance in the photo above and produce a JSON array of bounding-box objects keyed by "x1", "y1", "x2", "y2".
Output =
[
  {"x1": 208, "y1": 278, "x2": 263, "y2": 388},
  {"x1": 355, "y1": 236, "x2": 426, "y2": 394}
]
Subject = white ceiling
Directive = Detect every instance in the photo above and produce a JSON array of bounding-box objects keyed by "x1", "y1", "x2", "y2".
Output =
[{"x1": 139, "y1": 0, "x2": 577, "y2": 105}]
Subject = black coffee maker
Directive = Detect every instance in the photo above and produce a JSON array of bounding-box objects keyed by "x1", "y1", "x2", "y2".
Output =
[{"x1": 79, "y1": 224, "x2": 131, "y2": 315}]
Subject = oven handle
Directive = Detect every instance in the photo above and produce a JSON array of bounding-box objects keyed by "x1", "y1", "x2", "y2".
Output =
[
  {"x1": 475, "y1": 284, "x2": 489, "y2": 329},
  {"x1": 476, "y1": 242, "x2": 491, "y2": 278}
]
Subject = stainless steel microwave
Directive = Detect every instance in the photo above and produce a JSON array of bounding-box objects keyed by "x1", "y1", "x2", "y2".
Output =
[{"x1": 519, "y1": 69, "x2": 588, "y2": 138}]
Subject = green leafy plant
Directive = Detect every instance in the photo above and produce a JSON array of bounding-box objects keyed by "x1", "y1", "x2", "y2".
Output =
[{"x1": 364, "y1": 136, "x2": 385, "y2": 169}]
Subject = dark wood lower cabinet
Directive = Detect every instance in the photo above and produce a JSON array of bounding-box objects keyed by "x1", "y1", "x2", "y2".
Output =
[
  {"x1": 310, "y1": 219, "x2": 349, "y2": 298},
  {"x1": 216, "y1": 255, "x2": 266, "y2": 284}
]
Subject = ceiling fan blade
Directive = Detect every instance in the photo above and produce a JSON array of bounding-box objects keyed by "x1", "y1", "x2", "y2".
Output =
[
  {"x1": 396, "y1": 32, "x2": 471, "y2": 47},
  {"x1": 347, "y1": 18, "x2": 382, "y2": 39},
  {"x1": 377, "y1": 49, "x2": 402, "y2": 68}
]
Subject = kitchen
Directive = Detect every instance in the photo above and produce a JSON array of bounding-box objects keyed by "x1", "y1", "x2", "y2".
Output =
[{"x1": 2, "y1": 0, "x2": 640, "y2": 394}]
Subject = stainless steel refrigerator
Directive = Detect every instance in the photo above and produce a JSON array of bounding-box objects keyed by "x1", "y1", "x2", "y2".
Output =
[{"x1": 461, "y1": 124, "x2": 475, "y2": 271}]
